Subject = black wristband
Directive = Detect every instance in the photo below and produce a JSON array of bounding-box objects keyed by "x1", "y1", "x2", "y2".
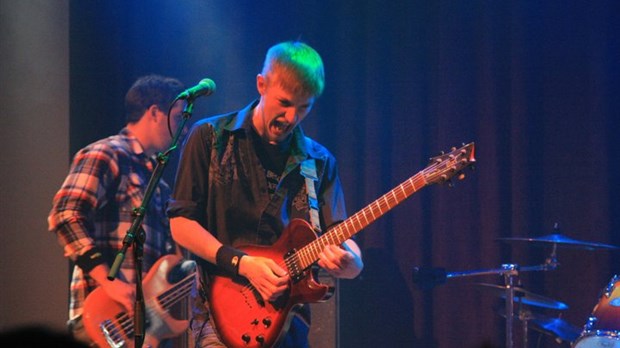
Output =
[
  {"x1": 75, "y1": 247, "x2": 105, "y2": 274},
  {"x1": 216, "y1": 245, "x2": 246, "y2": 275}
]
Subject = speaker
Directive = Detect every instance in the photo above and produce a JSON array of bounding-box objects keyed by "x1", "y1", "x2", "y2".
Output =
[{"x1": 309, "y1": 270, "x2": 339, "y2": 347}]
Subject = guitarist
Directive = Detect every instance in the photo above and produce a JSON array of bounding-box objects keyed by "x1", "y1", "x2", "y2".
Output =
[
  {"x1": 48, "y1": 75, "x2": 189, "y2": 347},
  {"x1": 167, "y1": 41, "x2": 364, "y2": 347}
]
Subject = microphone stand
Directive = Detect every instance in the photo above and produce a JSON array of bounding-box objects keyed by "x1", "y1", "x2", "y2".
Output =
[{"x1": 107, "y1": 98, "x2": 195, "y2": 348}]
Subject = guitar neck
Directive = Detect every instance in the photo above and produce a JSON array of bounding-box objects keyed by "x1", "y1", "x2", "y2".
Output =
[
  {"x1": 296, "y1": 171, "x2": 428, "y2": 270},
  {"x1": 290, "y1": 142, "x2": 475, "y2": 272}
]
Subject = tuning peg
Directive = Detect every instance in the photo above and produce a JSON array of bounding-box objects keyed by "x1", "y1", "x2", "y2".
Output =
[{"x1": 457, "y1": 173, "x2": 466, "y2": 180}]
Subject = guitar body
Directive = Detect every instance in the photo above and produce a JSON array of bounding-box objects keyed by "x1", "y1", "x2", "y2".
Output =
[
  {"x1": 209, "y1": 219, "x2": 332, "y2": 348},
  {"x1": 83, "y1": 254, "x2": 193, "y2": 348}
]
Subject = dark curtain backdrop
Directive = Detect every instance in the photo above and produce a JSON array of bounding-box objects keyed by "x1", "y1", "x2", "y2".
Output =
[{"x1": 70, "y1": 1, "x2": 620, "y2": 347}]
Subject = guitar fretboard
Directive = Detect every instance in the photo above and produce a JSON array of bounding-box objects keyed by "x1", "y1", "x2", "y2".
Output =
[
  {"x1": 285, "y1": 142, "x2": 473, "y2": 275},
  {"x1": 294, "y1": 171, "x2": 428, "y2": 271}
]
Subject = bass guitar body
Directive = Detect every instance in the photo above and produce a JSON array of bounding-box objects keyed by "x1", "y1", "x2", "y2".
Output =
[{"x1": 83, "y1": 254, "x2": 196, "y2": 348}]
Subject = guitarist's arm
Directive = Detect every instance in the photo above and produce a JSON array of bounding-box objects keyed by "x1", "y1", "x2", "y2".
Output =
[
  {"x1": 169, "y1": 216, "x2": 290, "y2": 301},
  {"x1": 317, "y1": 240, "x2": 363, "y2": 279}
]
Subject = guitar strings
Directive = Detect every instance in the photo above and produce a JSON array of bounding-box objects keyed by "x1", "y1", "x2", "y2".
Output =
[
  {"x1": 157, "y1": 272, "x2": 197, "y2": 311},
  {"x1": 235, "y1": 171, "x2": 424, "y2": 295},
  {"x1": 101, "y1": 272, "x2": 197, "y2": 344},
  {"x1": 234, "y1": 151, "x2": 463, "y2": 298},
  {"x1": 292, "y1": 169, "x2": 430, "y2": 269},
  {"x1": 110, "y1": 275, "x2": 195, "y2": 341}
]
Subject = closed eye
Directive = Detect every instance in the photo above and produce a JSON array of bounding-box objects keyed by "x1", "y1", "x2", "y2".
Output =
[{"x1": 278, "y1": 99, "x2": 293, "y2": 107}]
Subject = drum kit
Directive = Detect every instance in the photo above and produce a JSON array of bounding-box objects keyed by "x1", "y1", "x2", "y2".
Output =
[{"x1": 441, "y1": 224, "x2": 619, "y2": 348}]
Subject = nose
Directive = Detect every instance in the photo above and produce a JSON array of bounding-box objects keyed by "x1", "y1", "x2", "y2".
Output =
[{"x1": 285, "y1": 107, "x2": 298, "y2": 124}]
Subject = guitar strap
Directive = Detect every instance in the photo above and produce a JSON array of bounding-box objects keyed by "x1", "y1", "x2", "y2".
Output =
[{"x1": 300, "y1": 159, "x2": 322, "y2": 234}]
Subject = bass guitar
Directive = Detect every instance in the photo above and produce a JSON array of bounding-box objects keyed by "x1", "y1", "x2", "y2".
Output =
[
  {"x1": 208, "y1": 143, "x2": 476, "y2": 348},
  {"x1": 82, "y1": 254, "x2": 197, "y2": 348}
]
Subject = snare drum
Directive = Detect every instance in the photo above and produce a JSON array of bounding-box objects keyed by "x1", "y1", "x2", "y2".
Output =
[{"x1": 573, "y1": 275, "x2": 620, "y2": 347}]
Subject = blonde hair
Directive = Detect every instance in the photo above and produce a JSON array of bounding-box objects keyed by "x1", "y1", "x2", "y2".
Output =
[{"x1": 261, "y1": 41, "x2": 325, "y2": 97}]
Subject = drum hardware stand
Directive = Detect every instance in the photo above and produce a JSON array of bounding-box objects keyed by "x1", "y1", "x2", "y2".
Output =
[
  {"x1": 413, "y1": 263, "x2": 524, "y2": 348},
  {"x1": 516, "y1": 307, "x2": 532, "y2": 348},
  {"x1": 500, "y1": 263, "x2": 519, "y2": 348},
  {"x1": 499, "y1": 306, "x2": 541, "y2": 348},
  {"x1": 413, "y1": 247, "x2": 562, "y2": 348}
]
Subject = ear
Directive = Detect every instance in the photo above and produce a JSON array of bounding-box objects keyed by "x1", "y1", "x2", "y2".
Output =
[
  {"x1": 256, "y1": 74, "x2": 266, "y2": 95},
  {"x1": 147, "y1": 104, "x2": 160, "y2": 122}
]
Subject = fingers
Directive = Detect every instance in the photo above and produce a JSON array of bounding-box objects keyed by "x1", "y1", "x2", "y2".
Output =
[
  {"x1": 261, "y1": 261, "x2": 289, "y2": 301},
  {"x1": 254, "y1": 276, "x2": 289, "y2": 302},
  {"x1": 318, "y1": 245, "x2": 355, "y2": 277},
  {"x1": 265, "y1": 258, "x2": 289, "y2": 278},
  {"x1": 102, "y1": 279, "x2": 135, "y2": 314},
  {"x1": 240, "y1": 256, "x2": 290, "y2": 302}
]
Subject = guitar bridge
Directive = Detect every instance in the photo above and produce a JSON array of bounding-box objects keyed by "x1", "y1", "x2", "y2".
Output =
[{"x1": 100, "y1": 319, "x2": 125, "y2": 348}]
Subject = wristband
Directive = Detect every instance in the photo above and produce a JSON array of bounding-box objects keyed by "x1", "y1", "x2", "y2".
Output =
[
  {"x1": 75, "y1": 247, "x2": 105, "y2": 274},
  {"x1": 216, "y1": 245, "x2": 246, "y2": 275}
]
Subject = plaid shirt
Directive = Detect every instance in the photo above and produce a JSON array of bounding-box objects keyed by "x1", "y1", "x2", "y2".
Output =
[{"x1": 48, "y1": 128, "x2": 175, "y2": 320}]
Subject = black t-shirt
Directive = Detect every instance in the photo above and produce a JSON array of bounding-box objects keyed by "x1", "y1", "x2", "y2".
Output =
[{"x1": 250, "y1": 125, "x2": 291, "y2": 196}]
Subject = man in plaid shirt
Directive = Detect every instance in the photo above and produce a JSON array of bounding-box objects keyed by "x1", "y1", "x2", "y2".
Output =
[{"x1": 48, "y1": 75, "x2": 187, "y2": 346}]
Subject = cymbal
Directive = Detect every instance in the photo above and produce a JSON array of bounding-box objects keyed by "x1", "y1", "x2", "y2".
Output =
[
  {"x1": 476, "y1": 283, "x2": 569, "y2": 310},
  {"x1": 495, "y1": 308, "x2": 581, "y2": 342},
  {"x1": 530, "y1": 314, "x2": 581, "y2": 342},
  {"x1": 498, "y1": 233, "x2": 619, "y2": 250}
]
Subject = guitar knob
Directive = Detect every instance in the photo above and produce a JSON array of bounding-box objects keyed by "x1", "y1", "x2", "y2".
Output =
[
  {"x1": 262, "y1": 317, "x2": 272, "y2": 328},
  {"x1": 241, "y1": 334, "x2": 251, "y2": 344},
  {"x1": 256, "y1": 335, "x2": 265, "y2": 345}
]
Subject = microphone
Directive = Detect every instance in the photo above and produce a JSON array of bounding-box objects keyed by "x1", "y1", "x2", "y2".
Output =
[{"x1": 176, "y1": 78, "x2": 216, "y2": 101}]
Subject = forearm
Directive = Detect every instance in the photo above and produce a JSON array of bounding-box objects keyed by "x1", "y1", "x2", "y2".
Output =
[
  {"x1": 342, "y1": 239, "x2": 364, "y2": 278},
  {"x1": 169, "y1": 216, "x2": 222, "y2": 264},
  {"x1": 343, "y1": 239, "x2": 362, "y2": 259}
]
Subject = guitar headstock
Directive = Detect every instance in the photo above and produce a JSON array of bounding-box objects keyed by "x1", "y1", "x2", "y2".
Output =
[{"x1": 424, "y1": 142, "x2": 476, "y2": 185}]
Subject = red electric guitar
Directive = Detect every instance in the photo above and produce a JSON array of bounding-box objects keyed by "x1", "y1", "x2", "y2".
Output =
[
  {"x1": 82, "y1": 254, "x2": 197, "y2": 348},
  {"x1": 208, "y1": 143, "x2": 476, "y2": 348}
]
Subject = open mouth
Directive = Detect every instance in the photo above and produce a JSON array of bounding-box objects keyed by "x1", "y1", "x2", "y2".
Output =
[{"x1": 270, "y1": 119, "x2": 290, "y2": 136}]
